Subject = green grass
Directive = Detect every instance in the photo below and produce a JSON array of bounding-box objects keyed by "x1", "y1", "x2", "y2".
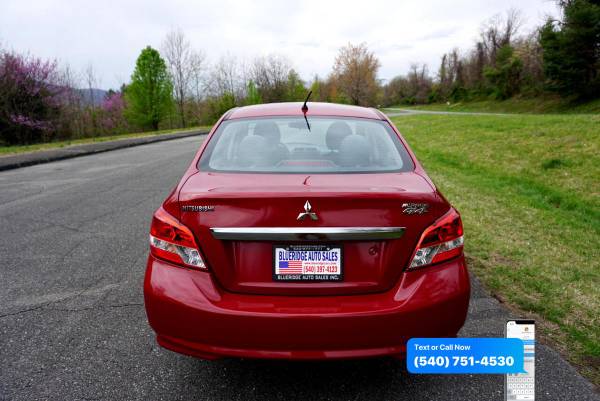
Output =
[
  {"x1": 386, "y1": 97, "x2": 600, "y2": 114},
  {"x1": 0, "y1": 126, "x2": 211, "y2": 156},
  {"x1": 390, "y1": 113, "x2": 600, "y2": 384}
]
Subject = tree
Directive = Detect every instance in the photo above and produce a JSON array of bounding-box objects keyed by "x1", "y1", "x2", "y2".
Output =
[
  {"x1": 124, "y1": 46, "x2": 173, "y2": 130},
  {"x1": 285, "y1": 69, "x2": 306, "y2": 101},
  {"x1": 201, "y1": 55, "x2": 245, "y2": 124},
  {"x1": 481, "y1": 9, "x2": 523, "y2": 67},
  {"x1": 484, "y1": 44, "x2": 523, "y2": 99},
  {"x1": 188, "y1": 50, "x2": 206, "y2": 102},
  {"x1": 186, "y1": 51, "x2": 207, "y2": 126},
  {"x1": 100, "y1": 91, "x2": 127, "y2": 134},
  {"x1": 382, "y1": 76, "x2": 410, "y2": 106},
  {"x1": 56, "y1": 63, "x2": 86, "y2": 139},
  {"x1": 438, "y1": 54, "x2": 450, "y2": 97},
  {"x1": 407, "y1": 63, "x2": 433, "y2": 104},
  {"x1": 84, "y1": 63, "x2": 99, "y2": 106},
  {"x1": 0, "y1": 51, "x2": 65, "y2": 144},
  {"x1": 514, "y1": 33, "x2": 545, "y2": 95},
  {"x1": 250, "y1": 54, "x2": 293, "y2": 102},
  {"x1": 466, "y1": 42, "x2": 487, "y2": 92},
  {"x1": 310, "y1": 75, "x2": 324, "y2": 101},
  {"x1": 332, "y1": 43, "x2": 381, "y2": 106},
  {"x1": 207, "y1": 55, "x2": 244, "y2": 100},
  {"x1": 162, "y1": 28, "x2": 199, "y2": 127},
  {"x1": 540, "y1": 0, "x2": 600, "y2": 98},
  {"x1": 206, "y1": 92, "x2": 236, "y2": 122},
  {"x1": 245, "y1": 80, "x2": 262, "y2": 105}
]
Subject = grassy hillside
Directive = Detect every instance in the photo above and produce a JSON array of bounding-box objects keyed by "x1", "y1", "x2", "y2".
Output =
[
  {"x1": 390, "y1": 113, "x2": 600, "y2": 384},
  {"x1": 387, "y1": 97, "x2": 600, "y2": 114}
]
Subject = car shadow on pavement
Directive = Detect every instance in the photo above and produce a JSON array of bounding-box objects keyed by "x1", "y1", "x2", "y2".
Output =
[{"x1": 185, "y1": 356, "x2": 503, "y2": 401}]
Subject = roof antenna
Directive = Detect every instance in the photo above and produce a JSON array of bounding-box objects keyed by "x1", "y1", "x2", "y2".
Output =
[
  {"x1": 302, "y1": 90, "x2": 312, "y2": 131},
  {"x1": 302, "y1": 90, "x2": 312, "y2": 113}
]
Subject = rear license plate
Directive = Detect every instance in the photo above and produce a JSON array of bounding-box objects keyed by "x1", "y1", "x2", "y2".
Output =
[{"x1": 273, "y1": 244, "x2": 343, "y2": 282}]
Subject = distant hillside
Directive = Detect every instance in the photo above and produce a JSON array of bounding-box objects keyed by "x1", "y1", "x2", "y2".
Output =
[{"x1": 77, "y1": 88, "x2": 108, "y2": 107}]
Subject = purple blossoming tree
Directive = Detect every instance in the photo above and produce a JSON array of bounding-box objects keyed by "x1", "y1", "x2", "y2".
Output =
[{"x1": 0, "y1": 50, "x2": 66, "y2": 144}]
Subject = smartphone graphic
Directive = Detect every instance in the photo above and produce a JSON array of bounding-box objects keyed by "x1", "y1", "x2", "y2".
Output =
[{"x1": 505, "y1": 320, "x2": 535, "y2": 400}]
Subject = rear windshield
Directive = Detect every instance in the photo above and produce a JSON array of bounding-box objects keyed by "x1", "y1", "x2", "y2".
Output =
[{"x1": 198, "y1": 116, "x2": 414, "y2": 173}]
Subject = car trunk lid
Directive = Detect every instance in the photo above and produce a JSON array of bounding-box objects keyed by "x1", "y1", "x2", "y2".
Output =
[{"x1": 178, "y1": 172, "x2": 448, "y2": 295}]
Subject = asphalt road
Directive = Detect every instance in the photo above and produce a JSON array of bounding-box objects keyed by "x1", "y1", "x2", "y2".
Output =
[{"x1": 1, "y1": 136, "x2": 598, "y2": 401}]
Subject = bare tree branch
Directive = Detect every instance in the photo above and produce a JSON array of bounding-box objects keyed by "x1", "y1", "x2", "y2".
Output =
[{"x1": 162, "y1": 28, "x2": 193, "y2": 127}]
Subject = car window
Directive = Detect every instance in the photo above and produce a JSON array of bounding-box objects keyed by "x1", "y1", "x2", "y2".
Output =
[{"x1": 198, "y1": 116, "x2": 414, "y2": 173}]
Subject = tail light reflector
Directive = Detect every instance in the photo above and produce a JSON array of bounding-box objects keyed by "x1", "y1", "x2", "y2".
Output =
[
  {"x1": 149, "y1": 207, "x2": 206, "y2": 269},
  {"x1": 409, "y1": 208, "x2": 464, "y2": 270}
]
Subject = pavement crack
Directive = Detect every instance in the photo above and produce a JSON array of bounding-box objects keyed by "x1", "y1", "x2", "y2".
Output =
[
  {"x1": 0, "y1": 304, "x2": 46, "y2": 318},
  {"x1": 57, "y1": 238, "x2": 87, "y2": 265},
  {"x1": 75, "y1": 196, "x2": 153, "y2": 225},
  {"x1": 109, "y1": 302, "x2": 143, "y2": 308},
  {"x1": 0, "y1": 213, "x2": 98, "y2": 236},
  {"x1": 0, "y1": 302, "x2": 143, "y2": 317},
  {"x1": 49, "y1": 302, "x2": 143, "y2": 313},
  {"x1": 0, "y1": 284, "x2": 95, "y2": 317}
]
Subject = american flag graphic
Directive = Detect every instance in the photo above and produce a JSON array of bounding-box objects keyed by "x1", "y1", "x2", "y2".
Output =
[{"x1": 278, "y1": 260, "x2": 303, "y2": 274}]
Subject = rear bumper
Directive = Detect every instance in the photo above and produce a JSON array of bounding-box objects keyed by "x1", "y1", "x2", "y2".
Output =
[{"x1": 144, "y1": 255, "x2": 470, "y2": 360}]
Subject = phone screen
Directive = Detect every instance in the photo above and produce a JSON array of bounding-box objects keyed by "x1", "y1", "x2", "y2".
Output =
[{"x1": 505, "y1": 320, "x2": 535, "y2": 400}]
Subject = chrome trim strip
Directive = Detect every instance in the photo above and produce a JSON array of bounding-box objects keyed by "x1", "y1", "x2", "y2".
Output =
[{"x1": 210, "y1": 227, "x2": 405, "y2": 241}]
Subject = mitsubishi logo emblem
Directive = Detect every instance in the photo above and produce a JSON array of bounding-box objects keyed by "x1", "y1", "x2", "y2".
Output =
[{"x1": 297, "y1": 200, "x2": 318, "y2": 221}]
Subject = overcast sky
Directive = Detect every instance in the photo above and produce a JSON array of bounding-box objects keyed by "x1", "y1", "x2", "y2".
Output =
[{"x1": 0, "y1": 0, "x2": 560, "y2": 90}]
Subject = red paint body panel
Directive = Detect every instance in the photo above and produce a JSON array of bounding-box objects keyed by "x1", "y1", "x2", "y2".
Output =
[
  {"x1": 143, "y1": 102, "x2": 471, "y2": 360},
  {"x1": 144, "y1": 254, "x2": 470, "y2": 360},
  {"x1": 227, "y1": 102, "x2": 383, "y2": 120}
]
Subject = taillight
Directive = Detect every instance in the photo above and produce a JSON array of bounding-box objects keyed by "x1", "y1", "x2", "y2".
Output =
[
  {"x1": 408, "y1": 208, "x2": 464, "y2": 270},
  {"x1": 149, "y1": 207, "x2": 206, "y2": 269}
]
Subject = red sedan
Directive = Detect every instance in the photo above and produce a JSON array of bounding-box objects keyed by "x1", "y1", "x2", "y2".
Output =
[{"x1": 144, "y1": 102, "x2": 470, "y2": 360}]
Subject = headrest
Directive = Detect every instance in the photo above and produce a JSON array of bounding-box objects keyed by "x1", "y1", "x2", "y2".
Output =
[
  {"x1": 339, "y1": 134, "x2": 370, "y2": 167},
  {"x1": 254, "y1": 121, "x2": 281, "y2": 143},
  {"x1": 325, "y1": 121, "x2": 352, "y2": 151},
  {"x1": 238, "y1": 135, "x2": 268, "y2": 166}
]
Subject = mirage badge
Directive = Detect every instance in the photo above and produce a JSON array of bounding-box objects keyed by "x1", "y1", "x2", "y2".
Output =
[{"x1": 402, "y1": 202, "x2": 429, "y2": 215}]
